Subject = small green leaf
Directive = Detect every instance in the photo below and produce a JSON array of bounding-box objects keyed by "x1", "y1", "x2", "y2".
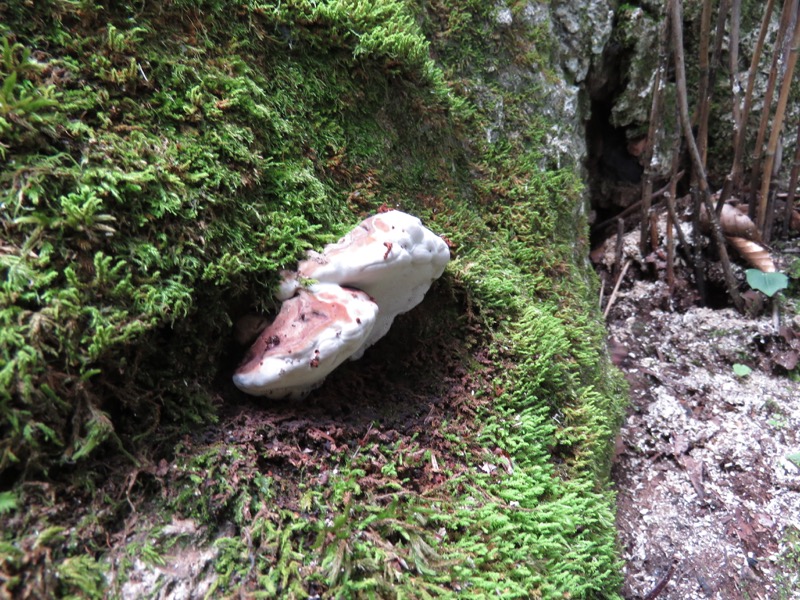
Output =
[
  {"x1": 732, "y1": 363, "x2": 752, "y2": 377},
  {"x1": 787, "y1": 453, "x2": 800, "y2": 468},
  {"x1": 746, "y1": 269, "x2": 789, "y2": 297}
]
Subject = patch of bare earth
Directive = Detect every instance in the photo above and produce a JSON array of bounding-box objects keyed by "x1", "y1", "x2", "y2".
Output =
[{"x1": 607, "y1": 274, "x2": 800, "y2": 599}]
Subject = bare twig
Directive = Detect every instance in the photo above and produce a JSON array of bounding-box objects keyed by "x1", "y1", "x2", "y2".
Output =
[
  {"x1": 604, "y1": 259, "x2": 632, "y2": 319},
  {"x1": 664, "y1": 146, "x2": 691, "y2": 267},
  {"x1": 643, "y1": 558, "x2": 677, "y2": 600},
  {"x1": 598, "y1": 273, "x2": 605, "y2": 309},
  {"x1": 709, "y1": 0, "x2": 730, "y2": 89},
  {"x1": 757, "y1": 12, "x2": 800, "y2": 238},
  {"x1": 670, "y1": 0, "x2": 744, "y2": 312},
  {"x1": 691, "y1": 186, "x2": 708, "y2": 306},
  {"x1": 782, "y1": 121, "x2": 800, "y2": 239},
  {"x1": 748, "y1": 0, "x2": 798, "y2": 219},
  {"x1": 762, "y1": 141, "x2": 782, "y2": 243},
  {"x1": 666, "y1": 197, "x2": 675, "y2": 296},
  {"x1": 614, "y1": 217, "x2": 625, "y2": 281},
  {"x1": 664, "y1": 191, "x2": 691, "y2": 261},
  {"x1": 727, "y1": 0, "x2": 742, "y2": 136},
  {"x1": 694, "y1": 0, "x2": 714, "y2": 165},
  {"x1": 649, "y1": 213, "x2": 659, "y2": 255},
  {"x1": 593, "y1": 177, "x2": 683, "y2": 234},
  {"x1": 639, "y1": 12, "x2": 672, "y2": 256},
  {"x1": 670, "y1": 0, "x2": 712, "y2": 197},
  {"x1": 693, "y1": 0, "x2": 728, "y2": 166},
  {"x1": 717, "y1": 0, "x2": 775, "y2": 212}
]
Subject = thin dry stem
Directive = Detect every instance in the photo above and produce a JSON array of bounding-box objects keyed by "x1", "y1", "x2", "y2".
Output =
[
  {"x1": 666, "y1": 197, "x2": 676, "y2": 297},
  {"x1": 670, "y1": 0, "x2": 744, "y2": 312},
  {"x1": 748, "y1": 0, "x2": 797, "y2": 218},
  {"x1": 728, "y1": 0, "x2": 742, "y2": 137},
  {"x1": 594, "y1": 178, "x2": 682, "y2": 234},
  {"x1": 691, "y1": 187, "x2": 707, "y2": 305},
  {"x1": 718, "y1": 0, "x2": 775, "y2": 212},
  {"x1": 782, "y1": 122, "x2": 800, "y2": 239},
  {"x1": 604, "y1": 259, "x2": 632, "y2": 319},
  {"x1": 639, "y1": 14, "x2": 672, "y2": 256},
  {"x1": 757, "y1": 12, "x2": 800, "y2": 237},
  {"x1": 614, "y1": 217, "x2": 625, "y2": 281},
  {"x1": 695, "y1": 0, "x2": 714, "y2": 164}
]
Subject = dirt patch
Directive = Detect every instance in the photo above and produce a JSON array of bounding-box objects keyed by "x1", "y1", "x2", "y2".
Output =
[{"x1": 604, "y1": 258, "x2": 800, "y2": 598}]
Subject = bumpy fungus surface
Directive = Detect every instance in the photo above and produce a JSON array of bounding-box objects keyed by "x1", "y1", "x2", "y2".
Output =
[
  {"x1": 233, "y1": 284, "x2": 378, "y2": 399},
  {"x1": 284, "y1": 210, "x2": 451, "y2": 357},
  {"x1": 237, "y1": 211, "x2": 449, "y2": 396}
]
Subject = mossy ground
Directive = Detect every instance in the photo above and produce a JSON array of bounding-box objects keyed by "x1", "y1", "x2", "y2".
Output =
[{"x1": 1, "y1": 1, "x2": 626, "y2": 598}]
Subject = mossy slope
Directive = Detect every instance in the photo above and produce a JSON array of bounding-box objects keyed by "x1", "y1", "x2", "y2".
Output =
[{"x1": 1, "y1": 1, "x2": 626, "y2": 598}]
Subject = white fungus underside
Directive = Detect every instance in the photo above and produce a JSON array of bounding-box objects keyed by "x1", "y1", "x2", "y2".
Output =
[
  {"x1": 236, "y1": 211, "x2": 449, "y2": 397},
  {"x1": 233, "y1": 284, "x2": 378, "y2": 399}
]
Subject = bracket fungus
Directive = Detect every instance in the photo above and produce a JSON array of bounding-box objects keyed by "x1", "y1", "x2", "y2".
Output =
[
  {"x1": 233, "y1": 284, "x2": 379, "y2": 399},
  {"x1": 283, "y1": 211, "x2": 450, "y2": 357},
  {"x1": 234, "y1": 210, "x2": 450, "y2": 398}
]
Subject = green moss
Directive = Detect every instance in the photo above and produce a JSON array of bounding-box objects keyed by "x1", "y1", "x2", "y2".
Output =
[
  {"x1": 776, "y1": 526, "x2": 800, "y2": 598},
  {"x1": 2, "y1": 0, "x2": 627, "y2": 598}
]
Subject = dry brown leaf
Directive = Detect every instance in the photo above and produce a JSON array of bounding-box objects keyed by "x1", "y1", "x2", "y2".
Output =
[
  {"x1": 700, "y1": 203, "x2": 762, "y2": 240},
  {"x1": 726, "y1": 236, "x2": 776, "y2": 272}
]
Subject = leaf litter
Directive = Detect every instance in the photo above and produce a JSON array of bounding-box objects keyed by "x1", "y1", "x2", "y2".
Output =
[{"x1": 606, "y1": 261, "x2": 800, "y2": 598}]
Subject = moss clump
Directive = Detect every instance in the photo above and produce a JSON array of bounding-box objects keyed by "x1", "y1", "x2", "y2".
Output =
[
  {"x1": 2, "y1": 1, "x2": 627, "y2": 598},
  {"x1": 1, "y1": 0, "x2": 453, "y2": 475}
]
